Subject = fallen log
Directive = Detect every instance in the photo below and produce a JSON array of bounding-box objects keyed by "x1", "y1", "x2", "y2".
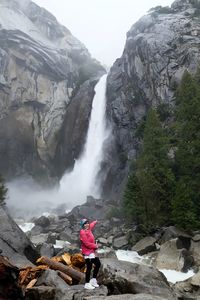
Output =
[
  {"x1": 58, "y1": 271, "x2": 73, "y2": 285},
  {"x1": 37, "y1": 256, "x2": 85, "y2": 282}
]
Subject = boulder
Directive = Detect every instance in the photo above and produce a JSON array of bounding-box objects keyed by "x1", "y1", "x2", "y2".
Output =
[
  {"x1": 113, "y1": 236, "x2": 129, "y2": 249},
  {"x1": 131, "y1": 236, "x2": 157, "y2": 255},
  {"x1": 97, "y1": 248, "x2": 117, "y2": 259},
  {"x1": 173, "y1": 273, "x2": 200, "y2": 300},
  {"x1": 39, "y1": 243, "x2": 55, "y2": 258},
  {"x1": 155, "y1": 239, "x2": 193, "y2": 272},
  {"x1": 25, "y1": 285, "x2": 108, "y2": 300},
  {"x1": 190, "y1": 240, "x2": 200, "y2": 266},
  {"x1": 83, "y1": 294, "x2": 171, "y2": 300},
  {"x1": 160, "y1": 227, "x2": 191, "y2": 249},
  {"x1": 30, "y1": 233, "x2": 49, "y2": 245},
  {"x1": 0, "y1": 208, "x2": 39, "y2": 266},
  {"x1": 25, "y1": 286, "x2": 56, "y2": 300},
  {"x1": 99, "y1": 258, "x2": 175, "y2": 299},
  {"x1": 34, "y1": 216, "x2": 50, "y2": 228},
  {"x1": 67, "y1": 197, "x2": 114, "y2": 225},
  {"x1": 192, "y1": 234, "x2": 200, "y2": 242},
  {"x1": 36, "y1": 269, "x2": 70, "y2": 290},
  {"x1": 190, "y1": 271, "x2": 200, "y2": 287}
]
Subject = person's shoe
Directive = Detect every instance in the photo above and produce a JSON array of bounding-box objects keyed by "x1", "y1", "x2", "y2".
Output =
[
  {"x1": 84, "y1": 282, "x2": 95, "y2": 289},
  {"x1": 90, "y1": 278, "x2": 99, "y2": 287}
]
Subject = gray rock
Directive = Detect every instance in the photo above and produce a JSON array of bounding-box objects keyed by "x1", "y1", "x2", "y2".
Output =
[
  {"x1": 131, "y1": 236, "x2": 157, "y2": 255},
  {"x1": 190, "y1": 240, "x2": 200, "y2": 266},
  {"x1": 97, "y1": 248, "x2": 117, "y2": 259},
  {"x1": 36, "y1": 269, "x2": 70, "y2": 290},
  {"x1": 190, "y1": 271, "x2": 200, "y2": 287},
  {"x1": 30, "y1": 225, "x2": 43, "y2": 235},
  {"x1": 34, "y1": 216, "x2": 50, "y2": 228},
  {"x1": 113, "y1": 236, "x2": 129, "y2": 249},
  {"x1": 102, "y1": 0, "x2": 200, "y2": 200},
  {"x1": 47, "y1": 233, "x2": 59, "y2": 244},
  {"x1": 30, "y1": 233, "x2": 49, "y2": 245},
  {"x1": 99, "y1": 258, "x2": 175, "y2": 299},
  {"x1": 0, "y1": 207, "x2": 39, "y2": 265},
  {"x1": 25, "y1": 286, "x2": 56, "y2": 300},
  {"x1": 39, "y1": 243, "x2": 55, "y2": 257},
  {"x1": 83, "y1": 294, "x2": 170, "y2": 300},
  {"x1": 192, "y1": 234, "x2": 200, "y2": 242},
  {"x1": 98, "y1": 238, "x2": 108, "y2": 245},
  {"x1": 54, "y1": 285, "x2": 107, "y2": 300},
  {"x1": 160, "y1": 227, "x2": 191, "y2": 248},
  {"x1": 173, "y1": 273, "x2": 200, "y2": 300},
  {"x1": 0, "y1": 0, "x2": 105, "y2": 184},
  {"x1": 155, "y1": 239, "x2": 193, "y2": 272}
]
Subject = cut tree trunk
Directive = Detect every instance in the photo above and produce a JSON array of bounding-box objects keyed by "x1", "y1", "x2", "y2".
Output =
[
  {"x1": 57, "y1": 271, "x2": 72, "y2": 285},
  {"x1": 37, "y1": 256, "x2": 85, "y2": 283}
]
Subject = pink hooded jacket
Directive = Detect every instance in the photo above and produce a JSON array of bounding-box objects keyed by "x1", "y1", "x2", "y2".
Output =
[{"x1": 80, "y1": 220, "x2": 98, "y2": 256}]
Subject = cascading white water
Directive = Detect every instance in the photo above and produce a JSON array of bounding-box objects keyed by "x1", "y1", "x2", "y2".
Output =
[
  {"x1": 59, "y1": 74, "x2": 109, "y2": 208},
  {"x1": 6, "y1": 74, "x2": 109, "y2": 218}
]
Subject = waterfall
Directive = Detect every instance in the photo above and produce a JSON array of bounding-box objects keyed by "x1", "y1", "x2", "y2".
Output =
[
  {"x1": 59, "y1": 74, "x2": 109, "y2": 208},
  {"x1": 7, "y1": 74, "x2": 109, "y2": 218}
]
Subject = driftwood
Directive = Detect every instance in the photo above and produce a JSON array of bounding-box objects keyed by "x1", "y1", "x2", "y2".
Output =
[{"x1": 37, "y1": 256, "x2": 85, "y2": 282}]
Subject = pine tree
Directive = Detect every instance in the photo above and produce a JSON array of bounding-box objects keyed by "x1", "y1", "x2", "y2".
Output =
[
  {"x1": 123, "y1": 174, "x2": 143, "y2": 223},
  {"x1": 172, "y1": 71, "x2": 200, "y2": 228},
  {"x1": 137, "y1": 109, "x2": 175, "y2": 226},
  {"x1": 0, "y1": 175, "x2": 7, "y2": 206},
  {"x1": 123, "y1": 108, "x2": 175, "y2": 227},
  {"x1": 172, "y1": 177, "x2": 197, "y2": 230}
]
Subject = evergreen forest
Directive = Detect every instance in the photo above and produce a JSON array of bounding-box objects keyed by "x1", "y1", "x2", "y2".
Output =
[{"x1": 123, "y1": 70, "x2": 200, "y2": 230}]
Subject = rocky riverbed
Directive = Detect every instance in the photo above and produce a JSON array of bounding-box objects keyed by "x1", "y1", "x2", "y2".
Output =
[{"x1": 1, "y1": 196, "x2": 200, "y2": 299}]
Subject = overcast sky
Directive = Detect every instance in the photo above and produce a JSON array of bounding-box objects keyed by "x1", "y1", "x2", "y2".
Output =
[{"x1": 33, "y1": 0, "x2": 174, "y2": 66}]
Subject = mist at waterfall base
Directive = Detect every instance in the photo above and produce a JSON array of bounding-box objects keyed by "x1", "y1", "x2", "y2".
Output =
[
  {"x1": 6, "y1": 75, "x2": 110, "y2": 219},
  {"x1": 59, "y1": 75, "x2": 110, "y2": 207}
]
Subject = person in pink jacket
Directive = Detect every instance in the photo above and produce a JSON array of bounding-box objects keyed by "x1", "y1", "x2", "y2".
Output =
[{"x1": 80, "y1": 218, "x2": 101, "y2": 290}]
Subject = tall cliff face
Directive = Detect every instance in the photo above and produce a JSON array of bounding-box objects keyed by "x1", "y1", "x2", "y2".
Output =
[
  {"x1": 104, "y1": 0, "x2": 200, "y2": 199},
  {"x1": 0, "y1": 0, "x2": 105, "y2": 181}
]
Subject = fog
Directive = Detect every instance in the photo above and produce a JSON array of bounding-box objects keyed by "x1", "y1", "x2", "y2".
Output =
[
  {"x1": 7, "y1": 178, "x2": 61, "y2": 220},
  {"x1": 33, "y1": 0, "x2": 174, "y2": 66}
]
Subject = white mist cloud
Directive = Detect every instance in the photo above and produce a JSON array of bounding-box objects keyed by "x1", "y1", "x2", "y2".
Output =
[
  {"x1": 33, "y1": 0, "x2": 174, "y2": 66},
  {"x1": 6, "y1": 178, "x2": 62, "y2": 220}
]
